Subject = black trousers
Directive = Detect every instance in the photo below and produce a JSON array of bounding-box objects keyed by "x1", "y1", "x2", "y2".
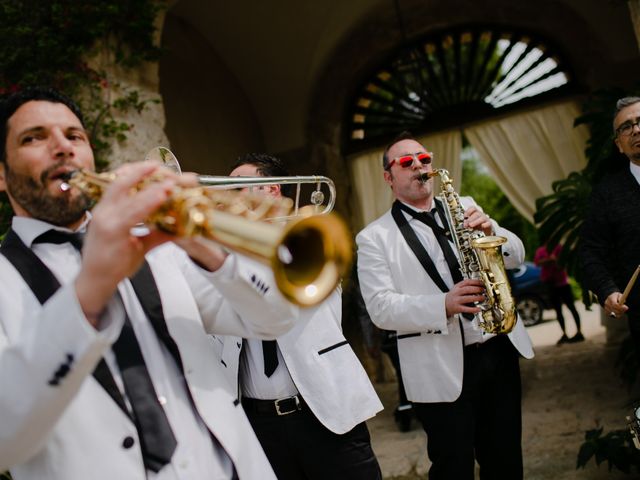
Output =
[
  {"x1": 413, "y1": 335, "x2": 523, "y2": 480},
  {"x1": 627, "y1": 311, "x2": 640, "y2": 362},
  {"x1": 547, "y1": 283, "x2": 581, "y2": 330},
  {"x1": 243, "y1": 401, "x2": 381, "y2": 480}
]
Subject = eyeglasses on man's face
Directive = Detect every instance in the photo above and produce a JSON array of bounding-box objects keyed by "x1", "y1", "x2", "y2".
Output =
[
  {"x1": 615, "y1": 118, "x2": 640, "y2": 137},
  {"x1": 386, "y1": 152, "x2": 433, "y2": 170}
]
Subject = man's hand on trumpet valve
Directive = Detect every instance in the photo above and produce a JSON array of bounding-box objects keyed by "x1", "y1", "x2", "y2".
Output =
[{"x1": 75, "y1": 161, "x2": 223, "y2": 321}]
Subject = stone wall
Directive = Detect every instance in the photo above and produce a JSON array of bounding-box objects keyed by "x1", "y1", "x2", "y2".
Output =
[{"x1": 87, "y1": 11, "x2": 170, "y2": 168}]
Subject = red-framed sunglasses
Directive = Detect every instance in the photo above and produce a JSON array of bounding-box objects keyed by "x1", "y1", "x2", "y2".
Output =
[{"x1": 386, "y1": 152, "x2": 433, "y2": 170}]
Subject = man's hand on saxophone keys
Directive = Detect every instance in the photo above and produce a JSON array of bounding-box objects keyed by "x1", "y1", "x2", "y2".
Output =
[
  {"x1": 463, "y1": 206, "x2": 494, "y2": 235},
  {"x1": 444, "y1": 279, "x2": 485, "y2": 318}
]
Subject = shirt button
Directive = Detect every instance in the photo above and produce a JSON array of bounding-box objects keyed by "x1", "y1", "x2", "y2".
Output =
[
  {"x1": 180, "y1": 460, "x2": 189, "y2": 469},
  {"x1": 158, "y1": 395, "x2": 167, "y2": 405},
  {"x1": 122, "y1": 436, "x2": 135, "y2": 449}
]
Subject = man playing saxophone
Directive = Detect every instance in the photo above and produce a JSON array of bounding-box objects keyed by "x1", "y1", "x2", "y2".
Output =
[{"x1": 356, "y1": 131, "x2": 534, "y2": 480}]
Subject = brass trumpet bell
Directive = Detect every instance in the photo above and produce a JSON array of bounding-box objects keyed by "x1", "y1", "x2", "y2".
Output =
[
  {"x1": 61, "y1": 156, "x2": 353, "y2": 307},
  {"x1": 274, "y1": 212, "x2": 352, "y2": 306}
]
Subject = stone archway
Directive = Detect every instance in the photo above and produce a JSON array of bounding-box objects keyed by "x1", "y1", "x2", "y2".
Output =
[
  {"x1": 306, "y1": 0, "x2": 631, "y2": 226},
  {"x1": 158, "y1": 10, "x2": 265, "y2": 175}
]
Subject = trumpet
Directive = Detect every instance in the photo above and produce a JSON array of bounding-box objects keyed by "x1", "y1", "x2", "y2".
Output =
[
  {"x1": 146, "y1": 147, "x2": 335, "y2": 219},
  {"x1": 60, "y1": 162, "x2": 352, "y2": 307}
]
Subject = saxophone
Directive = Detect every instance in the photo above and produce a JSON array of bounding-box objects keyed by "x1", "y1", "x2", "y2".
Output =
[{"x1": 425, "y1": 169, "x2": 517, "y2": 334}]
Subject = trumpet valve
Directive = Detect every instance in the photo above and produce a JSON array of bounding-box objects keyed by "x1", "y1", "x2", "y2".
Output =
[{"x1": 310, "y1": 190, "x2": 325, "y2": 206}]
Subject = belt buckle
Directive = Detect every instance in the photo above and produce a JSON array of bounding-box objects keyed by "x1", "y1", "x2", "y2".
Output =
[{"x1": 275, "y1": 395, "x2": 300, "y2": 416}]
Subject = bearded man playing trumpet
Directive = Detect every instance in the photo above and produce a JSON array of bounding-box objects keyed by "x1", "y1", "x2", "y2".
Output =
[{"x1": 0, "y1": 87, "x2": 300, "y2": 480}]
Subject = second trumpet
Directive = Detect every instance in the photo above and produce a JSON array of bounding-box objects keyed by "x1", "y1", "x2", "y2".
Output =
[
  {"x1": 147, "y1": 146, "x2": 336, "y2": 220},
  {"x1": 62, "y1": 167, "x2": 352, "y2": 307}
]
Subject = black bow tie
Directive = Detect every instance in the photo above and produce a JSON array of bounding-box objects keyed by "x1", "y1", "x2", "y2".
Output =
[{"x1": 33, "y1": 229, "x2": 84, "y2": 252}]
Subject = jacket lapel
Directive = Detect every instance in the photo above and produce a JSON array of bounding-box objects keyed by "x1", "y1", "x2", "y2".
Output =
[
  {"x1": 0, "y1": 229, "x2": 130, "y2": 417},
  {"x1": 130, "y1": 261, "x2": 184, "y2": 373},
  {"x1": 391, "y1": 200, "x2": 450, "y2": 293},
  {"x1": 623, "y1": 168, "x2": 640, "y2": 196},
  {"x1": 0, "y1": 229, "x2": 60, "y2": 303}
]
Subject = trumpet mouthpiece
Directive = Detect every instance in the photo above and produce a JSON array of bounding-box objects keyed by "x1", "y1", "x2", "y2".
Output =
[{"x1": 59, "y1": 170, "x2": 78, "y2": 192}]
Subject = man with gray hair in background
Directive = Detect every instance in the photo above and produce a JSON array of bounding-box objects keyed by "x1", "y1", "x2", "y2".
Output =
[{"x1": 581, "y1": 96, "x2": 640, "y2": 358}]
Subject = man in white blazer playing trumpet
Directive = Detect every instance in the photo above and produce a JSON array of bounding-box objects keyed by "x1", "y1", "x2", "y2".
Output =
[
  {"x1": 357, "y1": 132, "x2": 534, "y2": 480},
  {"x1": 0, "y1": 88, "x2": 299, "y2": 480}
]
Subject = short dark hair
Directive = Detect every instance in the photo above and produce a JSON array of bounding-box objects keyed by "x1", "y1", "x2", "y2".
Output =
[
  {"x1": 613, "y1": 96, "x2": 640, "y2": 134},
  {"x1": 382, "y1": 131, "x2": 419, "y2": 169},
  {"x1": 232, "y1": 152, "x2": 294, "y2": 197},
  {"x1": 0, "y1": 87, "x2": 85, "y2": 164}
]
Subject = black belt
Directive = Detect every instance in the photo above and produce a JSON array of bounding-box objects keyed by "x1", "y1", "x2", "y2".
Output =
[
  {"x1": 464, "y1": 335, "x2": 506, "y2": 351},
  {"x1": 242, "y1": 395, "x2": 306, "y2": 417}
]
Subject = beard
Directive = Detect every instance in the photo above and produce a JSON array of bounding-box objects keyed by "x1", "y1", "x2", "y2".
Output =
[{"x1": 5, "y1": 161, "x2": 92, "y2": 227}]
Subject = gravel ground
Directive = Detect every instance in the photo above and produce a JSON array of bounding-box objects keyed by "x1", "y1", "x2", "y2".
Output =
[{"x1": 367, "y1": 305, "x2": 637, "y2": 479}]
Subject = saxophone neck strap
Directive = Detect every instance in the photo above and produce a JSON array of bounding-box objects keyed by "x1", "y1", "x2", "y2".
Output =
[{"x1": 391, "y1": 200, "x2": 450, "y2": 293}]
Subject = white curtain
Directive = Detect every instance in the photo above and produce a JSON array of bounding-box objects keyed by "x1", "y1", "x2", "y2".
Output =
[
  {"x1": 348, "y1": 130, "x2": 462, "y2": 231},
  {"x1": 464, "y1": 101, "x2": 589, "y2": 222}
]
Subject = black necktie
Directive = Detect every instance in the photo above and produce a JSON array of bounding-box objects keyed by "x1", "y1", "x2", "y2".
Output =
[
  {"x1": 112, "y1": 318, "x2": 177, "y2": 472},
  {"x1": 262, "y1": 340, "x2": 279, "y2": 377},
  {"x1": 400, "y1": 204, "x2": 475, "y2": 320},
  {"x1": 408, "y1": 208, "x2": 464, "y2": 284},
  {"x1": 33, "y1": 229, "x2": 85, "y2": 251},
  {"x1": 33, "y1": 228, "x2": 177, "y2": 472}
]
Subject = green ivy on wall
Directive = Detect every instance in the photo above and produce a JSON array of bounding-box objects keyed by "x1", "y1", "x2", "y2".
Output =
[
  {"x1": 0, "y1": 2, "x2": 165, "y2": 474},
  {"x1": 0, "y1": 0, "x2": 166, "y2": 233}
]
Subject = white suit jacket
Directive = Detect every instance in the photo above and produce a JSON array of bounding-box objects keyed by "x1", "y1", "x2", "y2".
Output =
[
  {"x1": 357, "y1": 197, "x2": 534, "y2": 403},
  {"x1": 0, "y1": 242, "x2": 298, "y2": 480},
  {"x1": 219, "y1": 289, "x2": 383, "y2": 434}
]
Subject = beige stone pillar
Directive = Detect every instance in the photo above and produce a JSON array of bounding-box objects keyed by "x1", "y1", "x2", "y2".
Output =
[{"x1": 86, "y1": 9, "x2": 170, "y2": 167}]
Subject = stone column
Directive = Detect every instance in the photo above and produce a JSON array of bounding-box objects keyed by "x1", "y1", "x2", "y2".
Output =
[{"x1": 86, "y1": 9, "x2": 170, "y2": 167}]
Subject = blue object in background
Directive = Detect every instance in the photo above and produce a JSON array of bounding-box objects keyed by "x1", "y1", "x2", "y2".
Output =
[{"x1": 508, "y1": 262, "x2": 551, "y2": 327}]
